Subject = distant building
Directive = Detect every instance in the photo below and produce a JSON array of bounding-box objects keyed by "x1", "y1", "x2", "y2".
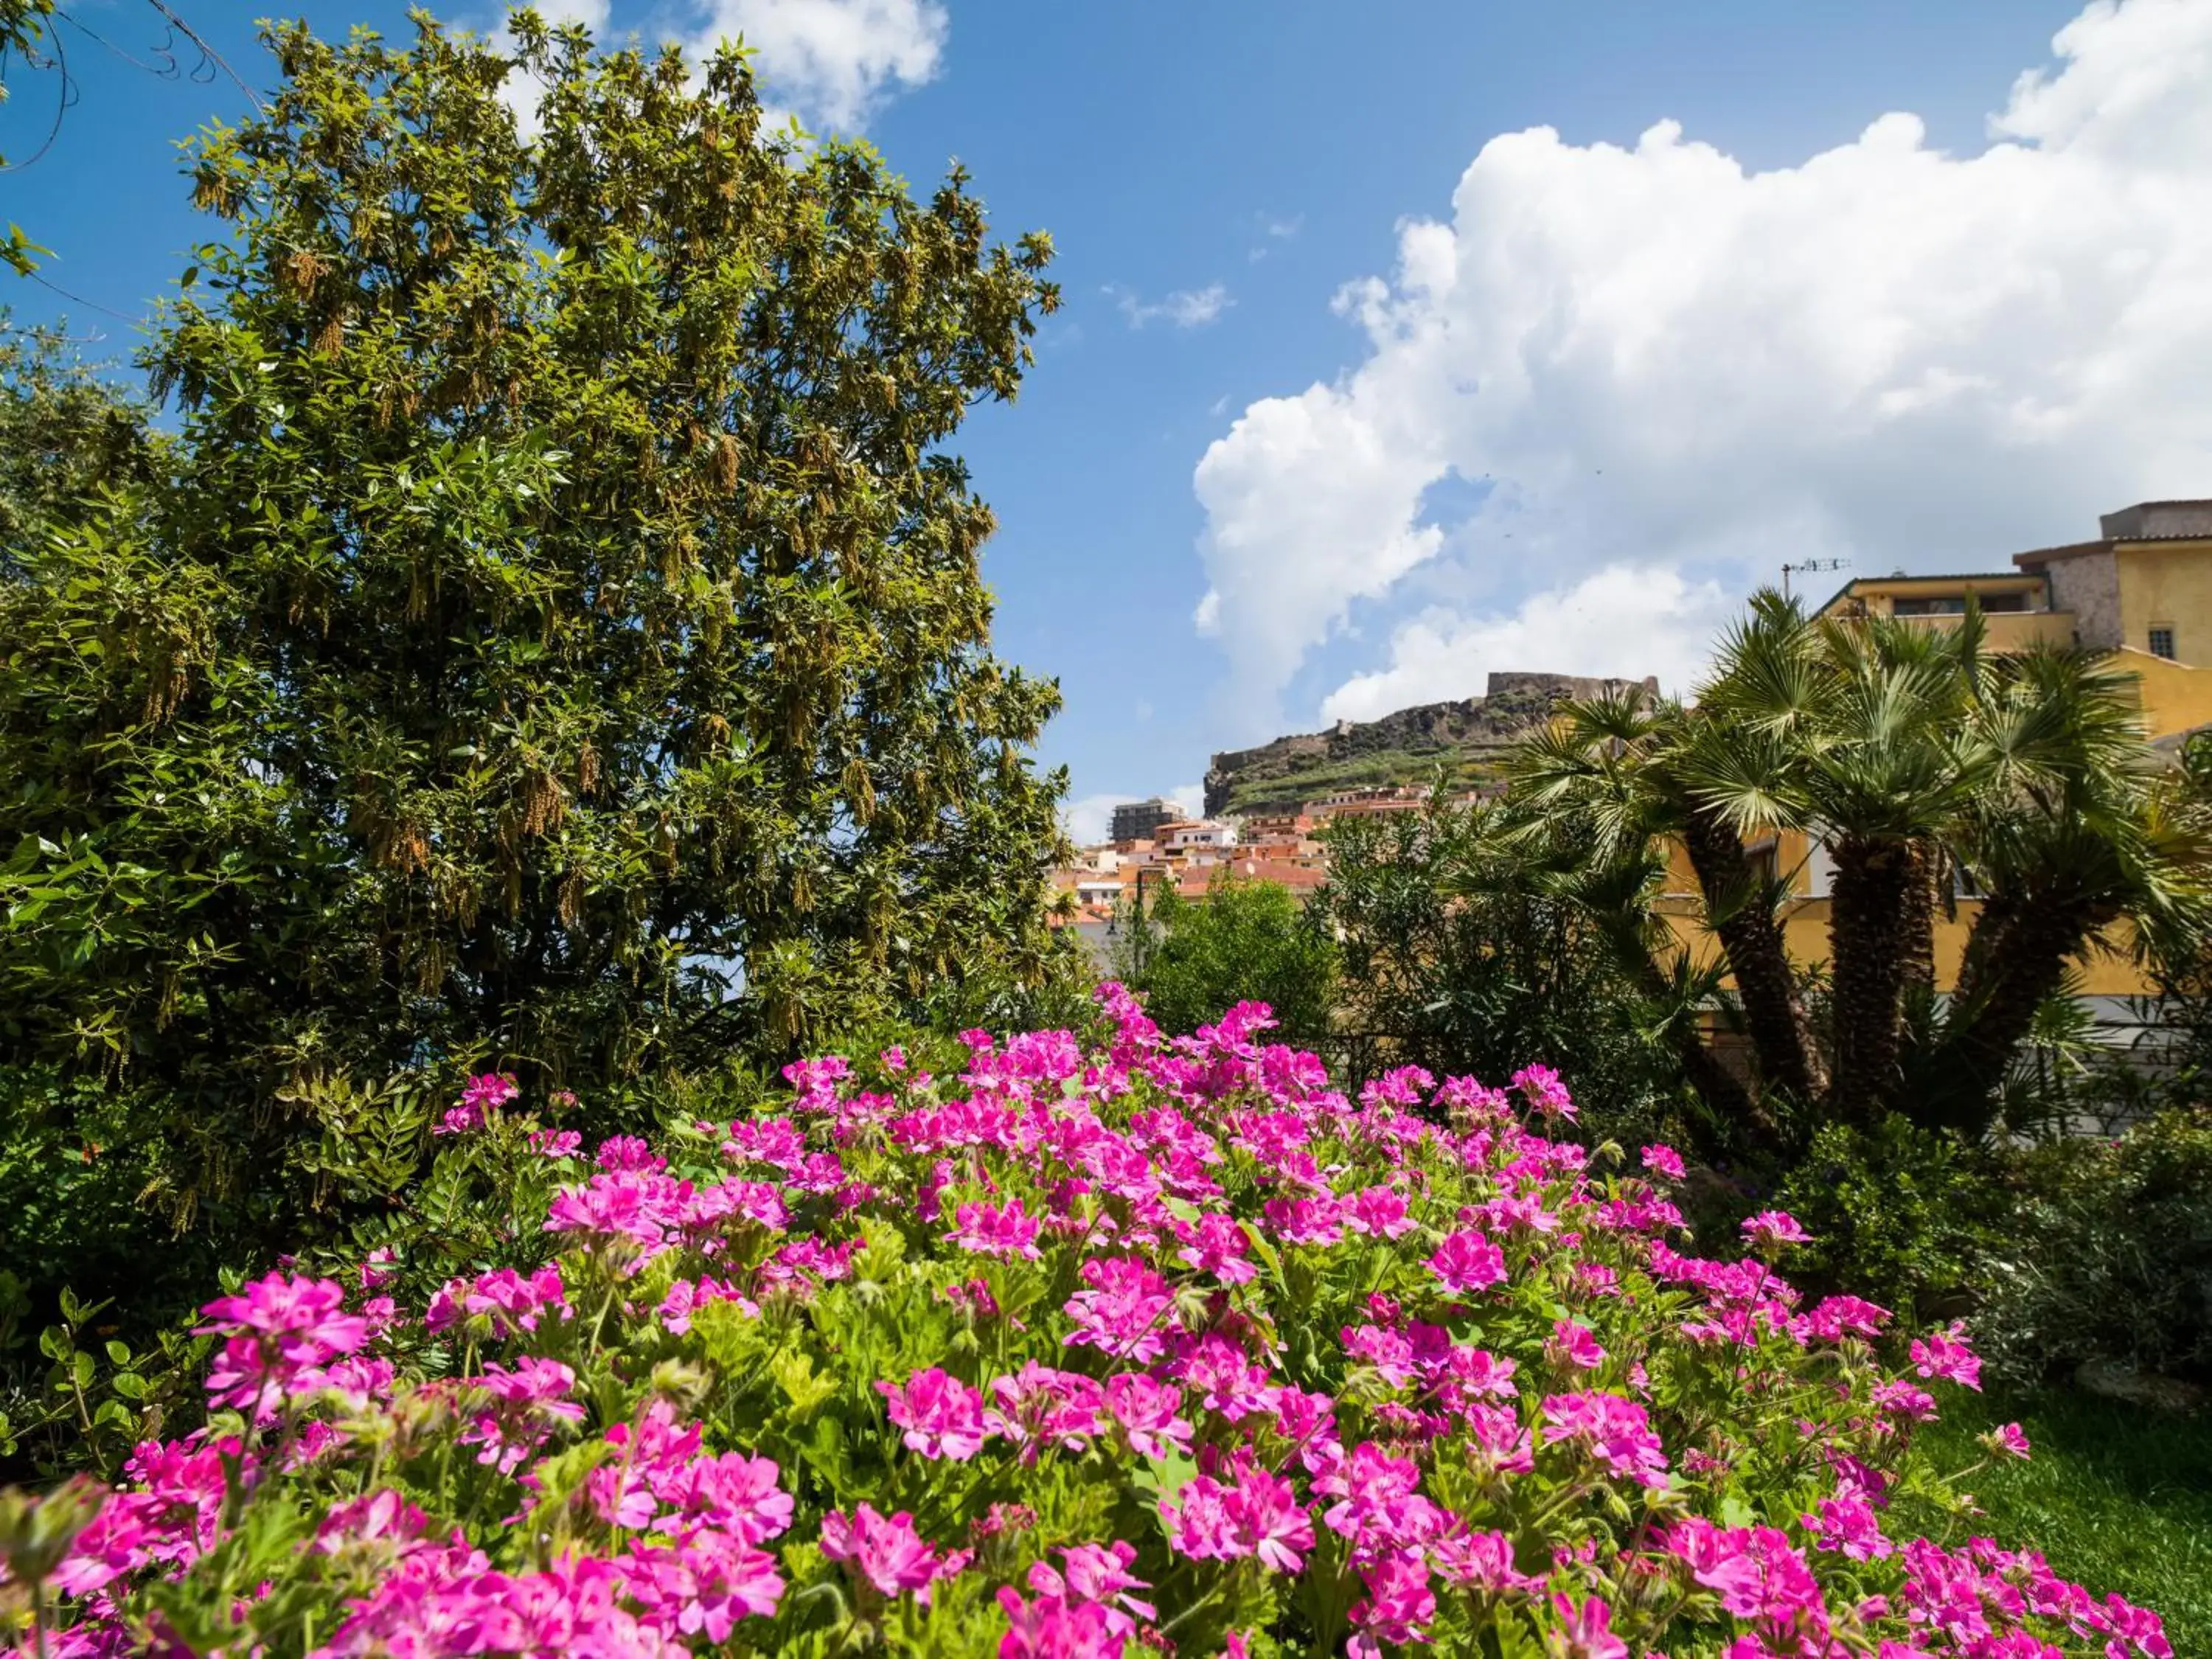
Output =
[
  {"x1": 1176, "y1": 856, "x2": 1327, "y2": 902},
  {"x1": 1109, "y1": 797, "x2": 1179, "y2": 843},
  {"x1": 1812, "y1": 500, "x2": 2212, "y2": 740},
  {"x1": 1241, "y1": 810, "x2": 1315, "y2": 842},
  {"x1": 1158, "y1": 819, "x2": 1237, "y2": 852},
  {"x1": 1310, "y1": 787, "x2": 1430, "y2": 824}
]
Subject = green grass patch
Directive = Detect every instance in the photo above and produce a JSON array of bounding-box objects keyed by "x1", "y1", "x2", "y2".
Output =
[{"x1": 1904, "y1": 1384, "x2": 2212, "y2": 1653}]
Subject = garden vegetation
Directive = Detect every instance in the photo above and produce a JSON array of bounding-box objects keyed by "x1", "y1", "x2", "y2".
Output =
[{"x1": 0, "y1": 6, "x2": 2202, "y2": 1658}]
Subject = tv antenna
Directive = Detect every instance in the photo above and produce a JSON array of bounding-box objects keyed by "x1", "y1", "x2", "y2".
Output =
[{"x1": 1780, "y1": 557, "x2": 1848, "y2": 602}]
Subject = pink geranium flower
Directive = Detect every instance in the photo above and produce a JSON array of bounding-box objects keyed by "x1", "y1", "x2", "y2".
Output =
[
  {"x1": 1512, "y1": 1064, "x2": 1576, "y2": 1121},
  {"x1": 1909, "y1": 1321, "x2": 1983, "y2": 1391},
  {"x1": 1427, "y1": 1228, "x2": 1506, "y2": 1294},
  {"x1": 821, "y1": 1503, "x2": 962, "y2": 1601},
  {"x1": 950, "y1": 1196, "x2": 1044, "y2": 1259},
  {"x1": 878, "y1": 1368, "x2": 991, "y2": 1461},
  {"x1": 1548, "y1": 1593, "x2": 1628, "y2": 1659},
  {"x1": 1742, "y1": 1210, "x2": 1810, "y2": 1250},
  {"x1": 198, "y1": 1273, "x2": 368, "y2": 1417}
]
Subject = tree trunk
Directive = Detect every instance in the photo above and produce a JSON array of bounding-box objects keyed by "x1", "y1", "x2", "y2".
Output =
[
  {"x1": 1825, "y1": 835, "x2": 1913, "y2": 1124},
  {"x1": 1678, "y1": 807, "x2": 1827, "y2": 1103},
  {"x1": 1920, "y1": 887, "x2": 2110, "y2": 1137},
  {"x1": 1899, "y1": 841, "x2": 1939, "y2": 1000}
]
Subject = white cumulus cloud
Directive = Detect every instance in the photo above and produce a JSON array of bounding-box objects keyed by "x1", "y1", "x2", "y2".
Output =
[
  {"x1": 1193, "y1": 0, "x2": 2212, "y2": 726},
  {"x1": 498, "y1": 0, "x2": 945, "y2": 133}
]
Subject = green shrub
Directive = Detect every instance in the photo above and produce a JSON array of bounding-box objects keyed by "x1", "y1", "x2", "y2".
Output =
[
  {"x1": 0, "y1": 8, "x2": 1074, "y2": 1276},
  {"x1": 1770, "y1": 1114, "x2": 2002, "y2": 1320},
  {"x1": 1974, "y1": 1107, "x2": 2212, "y2": 1386}
]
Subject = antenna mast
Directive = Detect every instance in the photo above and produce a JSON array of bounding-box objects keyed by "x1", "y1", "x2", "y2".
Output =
[{"x1": 1781, "y1": 557, "x2": 1849, "y2": 603}]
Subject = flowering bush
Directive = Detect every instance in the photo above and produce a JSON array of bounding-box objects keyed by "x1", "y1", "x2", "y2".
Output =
[{"x1": 0, "y1": 991, "x2": 2172, "y2": 1659}]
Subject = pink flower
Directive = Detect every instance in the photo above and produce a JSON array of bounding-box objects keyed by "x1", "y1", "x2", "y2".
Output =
[
  {"x1": 1160, "y1": 1470, "x2": 1313, "y2": 1573},
  {"x1": 426, "y1": 1265, "x2": 571, "y2": 1337},
  {"x1": 1909, "y1": 1321, "x2": 1982, "y2": 1391},
  {"x1": 1803, "y1": 1295, "x2": 1891, "y2": 1342},
  {"x1": 1104, "y1": 1373, "x2": 1192, "y2": 1458},
  {"x1": 1427, "y1": 1228, "x2": 1506, "y2": 1295},
  {"x1": 1351, "y1": 1555, "x2": 1436, "y2": 1644},
  {"x1": 950, "y1": 1196, "x2": 1044, "y2": 1259},
  {"x1": 435, "y1": 1071, "x2": 518, "y2": 1134},
  {"x1": 528, "y1": 1127, "x2": 585, "y2": 1158},
  {"x1": 987, "y1": 1364, "x2": 1105, "y2": 1457},
  {"x1": 1871, "y1": 1379, "x2": 1939, "y2": 1421},
  {"x1": 1548, "y1": 1318, "x2": 1607, "y2": 1371},
  {"x1": 1062, "y1": 1256, "x2": 1177, "y2": 1363},
  {"x1": 820, "y1": 1503, "x2": 961, "y2": 1602},
  {"x1": 995, "y1": 1585, "x2": 1127, "y2": 1659},
  {"x1": 879, "y1": 1367, "x2": 991, "y2": 1461},
  {"x1": 1982, "y1": 1422, "x2": 2032, "y2": 1460},
  {"x1": 1641, "y1": 1143, "x2": 1686, "y2": 1180},
  {"x1": 1804, "y1": 1495, "x2": 1893, "y2": 1562},
  {"x1": 1026, "y1": 1542, "x2": 1156, "y2": 1637},
  {"x1": 198, "y1": 1273, "x2": 368, "y2": 1416},
  {"x1": 1548, "y1": 1593, "x2": 1628, "y2": 1659},
  {"x1": 1346, "y1": 1186, "x2": 1417, "y2": 1239},
  {"x1": 1540, "y1": 1392, "x2": 1669, "y2": 1487},
  {"x1": 2096, "y1": 1592, "x2": 2174, "y2": 1659},
  {"x1": 1174, "y1": 1213, "x2": 1256, "y2": 1283},
  {"x1": 1227, "y1": 1469, "x2": 1314, "y2": 1573},
  {"x1": 1433, "y1": 1528, "x2": 1538, "y2": 1593},
  {"x1": 1741, "y1": 1210, "x2": 1809, "y2": 1249},
  {"x1": 1512, "y1": 1064, "x2": 1576, "y2": 1121},
  {"x1": 1262, "y1": 1194, "x2": 1345, "y2": 1245}
]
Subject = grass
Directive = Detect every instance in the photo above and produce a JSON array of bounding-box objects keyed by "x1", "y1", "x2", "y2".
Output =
[{"x1": 1902, "y1": 1383, "x2": 2212, "y2": 1652}]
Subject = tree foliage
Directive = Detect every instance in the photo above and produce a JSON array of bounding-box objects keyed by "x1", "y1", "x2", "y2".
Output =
[
  {"x1": 1121, "y1": 872, "x2": 1335, "y2": 1051},
  {"x1": 0, "y1": 316, "x2": 159, "y2": 559},
  {"x1": 1319, "y1": 792, "x2": 1694, "y2": 1142},
  {"x1": 0, "y1": 11, "x2": 1076, "y2": 1231}
]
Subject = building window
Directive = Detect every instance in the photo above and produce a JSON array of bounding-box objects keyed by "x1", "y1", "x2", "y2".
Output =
[{"x1": 2150, "y1": 625, "x2": 2177, "y2": 661}]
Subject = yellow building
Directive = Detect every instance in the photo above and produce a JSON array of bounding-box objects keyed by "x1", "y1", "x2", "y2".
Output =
[{"x1": 1660, "y1": 499, "x2": 2212, "y2": 1005}]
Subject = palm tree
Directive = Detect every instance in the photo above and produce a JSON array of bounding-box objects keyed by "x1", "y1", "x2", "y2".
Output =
[
  {"x1": 1500, "y1": 590, "x2": 2206, "y2": 1151},
  {"x1": 1694, "y1": 599, "x2": 1986, "y2": 1124},
  {"x1": 1917, "y1": 646, "x2": 2212, "y2": 1134},
  {"x1": 1508, "y1": 688, "x2": 1795, "y2": 1147}
]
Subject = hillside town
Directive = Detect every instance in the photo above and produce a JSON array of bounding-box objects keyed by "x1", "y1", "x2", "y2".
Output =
[
  {"x1": 1049, "y1": 782, "x2": 1449, "y2": 955},
  {"x1": 1066, "y1": 498, "x2": 2212, "y2": 1008}
]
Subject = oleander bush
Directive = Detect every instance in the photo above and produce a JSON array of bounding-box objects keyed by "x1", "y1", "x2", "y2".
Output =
[{"x1": 0, "y1": 990, "x2": 2172, "y2": 1659}]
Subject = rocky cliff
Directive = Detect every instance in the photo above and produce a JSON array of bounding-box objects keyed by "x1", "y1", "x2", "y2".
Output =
[{"x1": 1203, "y1": 672, "x2": 1658, "y2": 818}]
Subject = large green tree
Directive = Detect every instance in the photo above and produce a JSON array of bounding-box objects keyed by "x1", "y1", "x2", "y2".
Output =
[{"x1": 0, "y1": 10, "x2": 1076, "y2": 1219}]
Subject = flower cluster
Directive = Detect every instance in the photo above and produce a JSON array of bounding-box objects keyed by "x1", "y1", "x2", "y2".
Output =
[{"x1": 10, "y1": 990, "x2": 2167, "y2": 1659}]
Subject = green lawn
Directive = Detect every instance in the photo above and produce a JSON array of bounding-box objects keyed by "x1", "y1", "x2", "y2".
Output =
[{"x1": 1905, "y1": 1385, "x2": 2212, "y2": 1654}]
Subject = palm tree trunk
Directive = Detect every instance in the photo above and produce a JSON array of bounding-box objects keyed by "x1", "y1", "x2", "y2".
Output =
[
  {"x1": 1826, "y1": 835, "x2": 1913, "y2": 1124},
  {"x1": 1920, "y1": 888, "x2": 2109, "y2": 1137},
  {"x1": 1899, "y1": 841, "x2": 1939, "y2": 998},
  {"x1": 1679, "y1": 807, "x2": 1827, "y2": 1103}
]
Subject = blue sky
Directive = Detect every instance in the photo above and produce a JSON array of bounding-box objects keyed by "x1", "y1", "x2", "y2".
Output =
[{"x1": 8, "y1": 1, "x2": 2211, "y2": 839}]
